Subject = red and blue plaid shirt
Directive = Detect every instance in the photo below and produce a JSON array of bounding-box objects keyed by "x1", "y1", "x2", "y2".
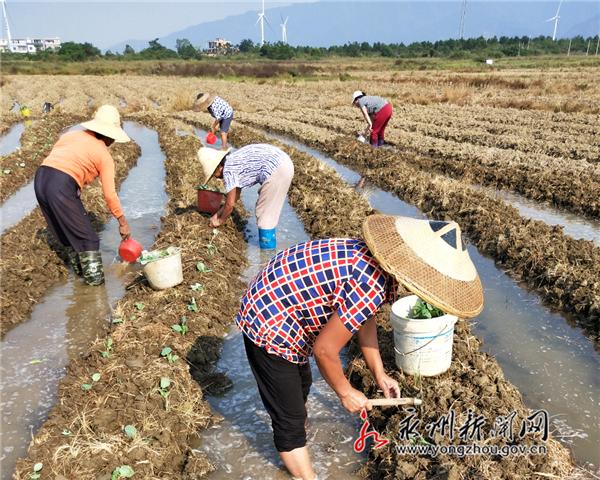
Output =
[{"x1": 236, "y1": 238, "x2": 389, "y2": 364}]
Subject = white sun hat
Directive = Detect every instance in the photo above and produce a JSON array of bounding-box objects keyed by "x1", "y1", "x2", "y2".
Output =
[
  {"x1": 80, "y1": 105, "x2": 130, "y2": 143},
  {"x1": 352, "y1": 90, "x2": 365, "y2": 104},
  {"x1": 197, "y1": 146, "x2": 232, "y2": 185},
  {"x1": 363, "y1": 214, "x2": 484, "y2": 318}
]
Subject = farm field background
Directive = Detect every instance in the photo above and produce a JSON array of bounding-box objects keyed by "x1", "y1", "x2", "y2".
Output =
[{"x1": 1, "y1": 58, "x2": 599, "y2": 479}]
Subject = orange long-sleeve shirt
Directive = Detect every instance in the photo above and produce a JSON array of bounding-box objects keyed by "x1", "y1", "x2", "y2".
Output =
[{"x1": 42, "y1": 130, "x2": 124, "y2": 218}]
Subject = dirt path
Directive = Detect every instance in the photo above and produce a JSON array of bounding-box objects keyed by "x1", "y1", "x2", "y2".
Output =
[
  {"x1": 14, "y1": 114, "x2": 248, "y2": 479},
  {"x1": 236, "y1": 117, "x2": 600, "y2": 345},
  {"x1": 229, "y1": 123, "x2": 574, "y2": 479},
  {"x1": 0, "y1": 140, "x2": 140, "y2": 337},
  {"x1": 0, "y1": 114, "x2": 82, "y2": 203}
]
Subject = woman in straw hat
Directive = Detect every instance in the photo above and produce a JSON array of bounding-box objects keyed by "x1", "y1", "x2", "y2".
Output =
[
  {"x1": 198, "y1": 143, "x2": 294, "y2": 249},
  {"x1": 351, "y1": 90, "x2": 393, "y2": 147},
  {"x1": 193, "y1": 92, "x2": 234, "y2": 149},
  {"x1": 235, "y1": 214, "x2": 483, "y2": 480},
  {"x1": 34, "y1": 105, "x2": 132, "y2": 286}
]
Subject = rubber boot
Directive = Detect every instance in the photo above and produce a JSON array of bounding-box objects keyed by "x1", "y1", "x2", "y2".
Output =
[
  {"x1": 65, "y1": 247, "x2": 82, "y2": 276},
  {"x1": 79, "y1": 250, "x2": 105, "y2": 286}
]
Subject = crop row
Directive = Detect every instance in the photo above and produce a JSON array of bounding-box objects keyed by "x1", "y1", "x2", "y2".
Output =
[
  {"x1": 228, "y1": 121, "x2": 574, "y2": 479},
  {"x1": 0, "y1": 131, "x2": 140, "y2": 337},
  {"x1": 15, "y1": 113, "x2": 248, "y2": 479},
  {"x1": 236, "y1": 114, "x2": 600, "y2": 343},
  {"x1": 239, "y1": 110, "x2": 600, "y2": 220}
]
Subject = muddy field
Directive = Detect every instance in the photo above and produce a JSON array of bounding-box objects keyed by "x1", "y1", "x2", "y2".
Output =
[
  {"x1": 2, "y1": 63, "x2": 599, "y2": 479},
  {"x1": 0, "y1": 132, "x2": 140, "y2": 336}
]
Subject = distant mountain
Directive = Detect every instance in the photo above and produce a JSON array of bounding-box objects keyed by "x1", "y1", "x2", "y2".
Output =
[{"x1": 109, "y1": 1, "x2": 600, "y2": 53}]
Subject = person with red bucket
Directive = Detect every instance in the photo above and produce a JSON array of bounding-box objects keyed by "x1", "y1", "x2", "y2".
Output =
[
  {"x1": 194, "y1": 92, "x2": 234, "y2": 149},
  {"x1": 352, "y1": 90, "x2": 393, "y2": 147},
  {"x1": 197, "y1": 144, "x2": 293, "y2": 249},
  {"x1": 34, "y1": 105, "x2": 132, "y2": 286}
]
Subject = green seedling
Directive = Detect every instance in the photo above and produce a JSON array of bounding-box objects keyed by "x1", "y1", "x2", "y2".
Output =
[
  {"x1": 29, "y1": 359, "x2": 44, "y2": 365},
  {"x1": 158, "y1": 377, "x2": 171, "y2": 409},
  {"x1": 81, "y1": 372, "x2": 101, "y2": 391},
  {"x1": 205, "y1": 229, "x2": 219, "y2": 256},
  {"x1": 123, "y1": 424, "x2": 137, "y2": 439},
  {"x1": 61, "y1": 429, "x2": 72, "y2": 437},
  {"x1": 187, "y1": 297, "x2": 199, "y2": 312},
  {"x1": 408, "y1": 298, "x2": 445, "y2": 319},
  {"x1": 100, "y1": 338, "x2": 113, "y2": 358},
  {"x1": 129, "y1": 315, "x2": 137, "y2": 321},
  {"x1": 160, "y1": 346, "x2": 179, "y2": 363},
  {"x1": 111, "y1": 317, "x2": 123, "y2": 325},
  {"x1": 111, "y1": 465, "x2": 135, "y2": 480},
  {"x1": 171, "y1": 316, "x2": 188, "y2": 335},
  {"x1": 134, "y1": 302, "x2": 145, "y2": 311},
  {"x1": 29, "y1": 462, "x2": 43, "y2": 480},
  {"x1": 195, "y1": 262, "x2": 212, "y2": 273},
  {"x1": 18, "y1": 162, "x2": 25, "y2": 168},
  {"x1": 190, "y1": 283, "x2": 204, "y2": 292},
  {"x1": 3, "y1": 169, "x2": 11, "y2": 175}
]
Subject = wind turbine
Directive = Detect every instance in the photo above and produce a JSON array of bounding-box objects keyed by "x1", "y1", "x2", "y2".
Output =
[
  {"x1": 256, "y1": 0, "x2": 266, "y2": 46},
  {"x1": 280, "y1": 15, "x2": 289, "y2": 43},
  {"x1": 546, "y1": 0, "x2": 564, "y2": 41},
  {"x1": 1, "y1": 0, "x2": 13, "y2": 49}
]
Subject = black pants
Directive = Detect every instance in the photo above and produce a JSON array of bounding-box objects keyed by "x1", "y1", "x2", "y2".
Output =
[
  {"x1": 34, "y1": 166, "x2": 99, "y2": 252},
  {"x1": 243, "y1": 334, "x2": 312, "y2": 452}
]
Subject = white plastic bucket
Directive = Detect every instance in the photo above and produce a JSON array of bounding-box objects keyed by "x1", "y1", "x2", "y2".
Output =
[
  {"x1": 142, "y1": 248, "x2": 183, "y2": 290},
  {"x1": 390, "y1": 295, "x2": 458, "y2": 377}
]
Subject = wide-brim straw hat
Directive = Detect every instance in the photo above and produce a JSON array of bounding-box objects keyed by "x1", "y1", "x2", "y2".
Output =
[
  {"x1": 195, "y1": 93, "x2": 213, "y2": 110},
  {"x1": 363, "y1": 214, "x2": 484, "y2": 318},
  {"x1": 198, "y1": 146, "x2": 232, "y2": 185},
  {"x1": 80, "y1": 105, "x2": 130, "y2": 143},
  {"x1": 352, "y1": 90, "x2": 365, "y2": 104}
]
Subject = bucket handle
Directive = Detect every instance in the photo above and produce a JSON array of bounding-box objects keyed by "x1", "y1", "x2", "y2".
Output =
[{"x1": 394, "y1": 321, "x2": 451, "y2": 357}]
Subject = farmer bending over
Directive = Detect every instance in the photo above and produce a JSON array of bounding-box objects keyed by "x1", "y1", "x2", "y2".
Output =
[
  {"x1": 236, "y1": 215, "x2": 484, "y2": 480},
  {"x1": 194, "y1": 92, "x2": 234, "y2": 149},
  {"x1": 198, "y1": 144, "x2": 294, "y2": 249},
  {"x1": 34, "y1": 105, "x2": 131, "y2": 286},
  {"x1": 352, "y1": 90, "x2": 393, "y2": 147}
]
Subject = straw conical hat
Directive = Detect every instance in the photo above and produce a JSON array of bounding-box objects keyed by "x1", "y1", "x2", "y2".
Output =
[
  {"x1": 80, "y1": 105, "x2": 130, "y2": 143},
  {"x1": 197, "y1": 146, "x2": 231, "y2": 185},
  {"x1": 195, "y1": 93, "x2": 213, "y2": 110},
  {"x1": 363, "y1": 214, "x2": 484, "y2": 318}
]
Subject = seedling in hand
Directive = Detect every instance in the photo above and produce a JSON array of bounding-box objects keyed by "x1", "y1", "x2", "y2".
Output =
[
  {"x1": 171, "y1": 316, "x2": 188, "y2": 335},
  {"x1": 100, "y1": 338, "x2": 113, "y2": 358},
  {"x1": 160, "y1": 346, "x2": 179, "y2": 363},
  {"x1": 111, "y1": 465, "x2": 135, "y2": 480}
]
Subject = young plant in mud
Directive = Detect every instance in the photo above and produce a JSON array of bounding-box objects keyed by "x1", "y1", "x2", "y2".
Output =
[
  {"x1": 123, "y1": 424, "x2": 137, "y2": 439},
  {"x1": 160, "y1": 346, "x2": 179, "y2": 363},
  {"x1": 100, "y1": 338, "x2": 113, "y2": 358},
  {"x1": 190, "y1": 282, "x2": 204, "y2": 292},
  {"x1": 172, "y1": 316, "x2": 188, "y2": 335},
  {"x1": 134, "y1": 302, "x2": 145, "y2": 311},
  {"x1": 81, "y1": 372, "x2": 101, "y2": 391},
  {"x1": 206, "y1": 229, "x2": 219, "y2": 256},
  {"x1": 187, "y1": 297, "x2": 199, "y2": 312},
  {"x1": 196, "y1": 261, "x2": 212, "y2": 273},
  {"x1": 29, "y1": 462, "x2": 43, "y2": 480},
  {"x1": 111, "y1": 465, "x2": 135, "y2": 480},
  {"x1": 158, "y1": 376, "x2": 172, "y2": 410}
]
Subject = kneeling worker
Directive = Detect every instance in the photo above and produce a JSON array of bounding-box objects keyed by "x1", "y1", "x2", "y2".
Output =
[
  {"x1": 236, "y1": 214, "x2": 484, "y2": 479},
  {"x1": 198, "y1": 143, "x2": 294, "y2": 249},
  {"x1": 34, "y1": 105, "x2": 131, "y2": 286}
]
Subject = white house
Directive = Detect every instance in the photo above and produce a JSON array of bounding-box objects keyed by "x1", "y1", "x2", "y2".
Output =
[{"x1": 0, "y1": 37, "x2": 61, "y2": 53}]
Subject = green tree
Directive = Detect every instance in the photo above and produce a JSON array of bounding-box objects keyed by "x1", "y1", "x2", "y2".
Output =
[
  {"x1": 176, "y1": 38, "x2": 198, "y2": 59},
  {"x1": 139, "y1": 38, "x2": 178, "y2": 59},
  {"x1": 123, "y1": 44, "x2": 135, "y2": 55},
  {"x1": 238, "y1": 38, "x2": 257, "y2": 53},
  {"x1": 58, "y1": 41, "x2": 101, "y2": 61}
]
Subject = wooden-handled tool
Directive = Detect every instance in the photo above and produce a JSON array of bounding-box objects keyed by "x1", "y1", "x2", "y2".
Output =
[{"x1": 369, "y1": 397, "x2": 422, "y2": 407}]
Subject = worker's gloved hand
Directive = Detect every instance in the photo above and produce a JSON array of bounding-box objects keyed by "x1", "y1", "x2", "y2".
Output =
[
  {"x1": 339, "y1": 387, "x2": 371, "y2": 414},
  {"x1": 118, "y1": 216, "x2": 131, "y2": 239},
  {"x1": 376, "y1": 373, "x2": 400, "y2": 399}
]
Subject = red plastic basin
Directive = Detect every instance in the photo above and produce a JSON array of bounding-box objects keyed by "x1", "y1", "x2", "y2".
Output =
[
  {"x1": 206, "y1": 132, "x2": 217, "y2": 145},
  {"x1": 197, "y1": 189, "x2": 224, "y2": 214},
  {"x1": 119, "y1": 238, "x2": 143, "y2": 263}
]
